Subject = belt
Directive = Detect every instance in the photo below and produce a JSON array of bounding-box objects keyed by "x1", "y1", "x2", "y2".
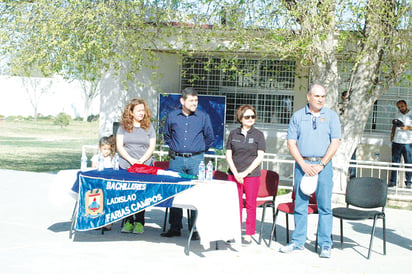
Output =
[
  {"x1": 172, "y1": 151, "x2": 203, "y2": 158},
  {"x1": 303, "y1": 157, "x2": 322, "y2": 162}
]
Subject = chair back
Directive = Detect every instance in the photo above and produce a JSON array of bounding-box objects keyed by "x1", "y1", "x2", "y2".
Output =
[
  {"x1": 346, "y1": 177, "x2": 387, "y2": 208},
  {"x1": 153, "y1": 161, "x2": 170, "y2": 169},
  {"x1": 257, "y1": 170, "x2": 280, "y2": 198},
  {"x1": 113, "y1": 122, "x2": 121, "y2": 136},
  {"x1": 213, "y1": 170, "x2": 229, "y2": 180}
]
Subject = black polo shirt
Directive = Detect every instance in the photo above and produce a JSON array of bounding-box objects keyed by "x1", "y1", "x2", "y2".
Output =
[{"x1": 226, "y1": 126, "x2": 266, "y2": 177}]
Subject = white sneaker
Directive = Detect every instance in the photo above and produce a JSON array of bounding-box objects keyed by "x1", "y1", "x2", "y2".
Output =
[
  {"x1": 320, "y1": 246, "x2": 332, "y2": 258},
  {"x1": 279, "y1": 242, "x2": 304, "y2": 253}
]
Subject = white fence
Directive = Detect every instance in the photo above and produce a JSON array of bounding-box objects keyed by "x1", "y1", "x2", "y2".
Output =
[
  {"x1": 348, "y1": 159, "x2": 412, "y2": 195},
  {"x1": 155, "y1": 150, "x2": 412, "y2": 197},
  {"x1": 85, "y1": 145, "x2": 412, "y2": 197}
]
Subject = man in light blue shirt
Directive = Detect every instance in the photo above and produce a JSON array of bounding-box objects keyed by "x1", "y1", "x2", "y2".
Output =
[{"x1": 280, "y1": 84, "x2": 341, "y2": 258}]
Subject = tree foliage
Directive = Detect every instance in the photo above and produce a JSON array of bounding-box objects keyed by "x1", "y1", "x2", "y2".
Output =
[
  {"x1": 0, "y1": 0, "x2": 411, "y2": 189},
  {"x1": 54, "y1": 112, "x2": 71, "y2": 128}
]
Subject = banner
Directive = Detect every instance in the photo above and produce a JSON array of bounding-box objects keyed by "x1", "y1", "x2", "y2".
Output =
[{"x1": 75, "y1": 174, "x2": 195, "y2": 231}]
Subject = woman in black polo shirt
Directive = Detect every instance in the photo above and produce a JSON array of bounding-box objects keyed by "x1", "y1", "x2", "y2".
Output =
[{"x1": 226, "y1": 105, "x2": 266, "y2": 244}]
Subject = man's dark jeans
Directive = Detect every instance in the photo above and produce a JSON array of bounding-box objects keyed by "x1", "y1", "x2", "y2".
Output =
[{"x1": 390, "y1": 142, "x2": 412, "y2": 186}]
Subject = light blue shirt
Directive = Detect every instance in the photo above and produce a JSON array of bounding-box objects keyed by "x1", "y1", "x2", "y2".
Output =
[{"x1": 287, "y1": 104, "x2": 341, "y2": 157}]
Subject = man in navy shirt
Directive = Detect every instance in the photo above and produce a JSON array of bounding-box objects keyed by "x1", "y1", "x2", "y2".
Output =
[
  {"x1": 280, "y1": 84, "x2": 341, "y2": 258},
  {"x1": 161, "y1": 87, "x2": 214, "y2": 239}
]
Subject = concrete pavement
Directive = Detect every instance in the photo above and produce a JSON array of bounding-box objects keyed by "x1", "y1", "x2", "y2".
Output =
[{"x1": 0, "y1": 169, "x2": 411, "y2": 274}]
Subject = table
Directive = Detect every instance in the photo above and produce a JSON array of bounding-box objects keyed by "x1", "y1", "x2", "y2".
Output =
[
  {"x1": 67, "y1": 168, "x2": 241, "y2": 255},
  {"x1": 172, "y1": 179, "x2": 241, "y2": 253}
]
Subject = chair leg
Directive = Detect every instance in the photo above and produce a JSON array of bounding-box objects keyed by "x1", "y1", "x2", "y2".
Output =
[
  {"x1": 272, "y1": 205, "x2": 276, "y2": 240},
  {"x1": 258, "y1": 204, "x2": 267, "y2": 245},
  {"x1": 383, "y1": 215, "x2": 386, "y2": 255},
  {"x1": 340, "y1": 218, "x2": 343, "y2": 249},
  {"x1": 286, "y1": 213, "x2": 290, "y2": 243},
  {"x1": 185, "y1": 210, "x2": 198, "y2": 256},
  {"x1": 367, "y1": 216, "x2": 378, "y2": 259},
  {"x1": 69, "y1": 200, "x2": 78, "y2": 239},
  {"x1": 268, "y1": 208, "x2": 279, "y2": 248}
]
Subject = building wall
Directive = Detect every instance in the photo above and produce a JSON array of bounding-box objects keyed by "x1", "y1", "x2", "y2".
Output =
[
  {"x1": 99, "y1": 52, "x2": 395, "y2": 164},
  {"x1": 99, "y1": 53, "x2": 181, "y2": 137}
]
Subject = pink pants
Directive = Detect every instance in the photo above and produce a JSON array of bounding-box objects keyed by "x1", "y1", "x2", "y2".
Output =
[{"x1": 228, "y1": 175, "x2": 260, "y2": 236}]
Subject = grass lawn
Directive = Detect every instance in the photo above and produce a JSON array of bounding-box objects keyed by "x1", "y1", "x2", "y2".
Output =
[{"x1": 0, "y1": 119, "x2": 99, "y2": 172}]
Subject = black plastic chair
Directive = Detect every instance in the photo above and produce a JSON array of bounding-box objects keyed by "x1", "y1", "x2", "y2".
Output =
[{"x1": 332, "y1": 177, "x2": 387, "y2": 259}]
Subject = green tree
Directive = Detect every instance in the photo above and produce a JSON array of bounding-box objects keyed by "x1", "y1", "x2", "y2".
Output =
[
  {"x1": 1, "y1": 0, "x2": 411, "y2": 192},
  {"x1": 163, "y1": 0, "x2": 412, "y2": 191},
  {"x1": 0, "y1": 0, "x2": 170, "y2": 118}
]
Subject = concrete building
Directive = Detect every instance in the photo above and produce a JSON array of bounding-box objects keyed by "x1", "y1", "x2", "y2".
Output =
[{"x1": 99, "y1": 52, "x2": 411, "y2": 165}]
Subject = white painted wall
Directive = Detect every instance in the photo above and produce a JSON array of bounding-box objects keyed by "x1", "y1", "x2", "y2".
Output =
[
  {"x1": 99, "y1": 53, "x2": 180, "y2": 137},
  {"x1": 0, "y1": 75, "x2": 99, "y2": 118},
  {"x1": 99, "y1": 51, "x2": 393, "y2": 162}
]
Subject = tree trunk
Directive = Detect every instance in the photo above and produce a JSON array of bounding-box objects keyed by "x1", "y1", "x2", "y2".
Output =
[{"x1": 80, "y1": 79, "x2": 100, "y2": 122}]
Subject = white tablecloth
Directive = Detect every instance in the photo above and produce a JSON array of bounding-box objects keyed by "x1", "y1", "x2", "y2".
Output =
[
  {"x1": 53, "y1": 170, "x2": 241, "y2": 249},
  {"x1": 173, "y1": 180, "x2": 241, "y2": 249}
]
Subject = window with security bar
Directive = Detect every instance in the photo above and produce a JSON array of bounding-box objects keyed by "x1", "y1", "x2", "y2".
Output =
[
  {"x1": 338, "y1": 62, "x2": 412, "y2": 133},
  {"x1": 181, "y1": 56, "x2": 296, "y2": 125}
]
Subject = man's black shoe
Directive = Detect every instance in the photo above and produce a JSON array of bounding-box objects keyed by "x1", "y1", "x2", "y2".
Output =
[
  {"x1": 388, "y1": 183, "x2": 396, "y2": 187},
  {"x1": 191, "y1": 231, "x2": 200, "y2": 241},
  {"x1": 160, "y1": 230, "x2": 181, "y2": 237}
]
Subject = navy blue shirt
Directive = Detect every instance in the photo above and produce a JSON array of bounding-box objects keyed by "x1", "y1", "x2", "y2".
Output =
[{"x1": 163, "y1": 108, "x2": 214, "y2": 153}]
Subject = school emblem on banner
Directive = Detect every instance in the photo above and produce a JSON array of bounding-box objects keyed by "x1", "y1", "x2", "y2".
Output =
[{"x1": 85, "y1": 188, "x2": 104, "y2": 217}]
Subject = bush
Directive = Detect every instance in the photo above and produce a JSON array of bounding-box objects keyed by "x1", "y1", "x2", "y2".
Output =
[
  {"x1": 54, "y1": 112, "x2": 72, "y2": 128},
  {"x1": 38, "y1": 115, "x2": 54, "y2": 121},
  {"x1": 87, "y1": 114, "x2": 99, "y2": 122}
]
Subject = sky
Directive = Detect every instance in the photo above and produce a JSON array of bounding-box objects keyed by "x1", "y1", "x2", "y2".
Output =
[{"x1": 0, "y1": 75, "x2": 99, "y2": 118}]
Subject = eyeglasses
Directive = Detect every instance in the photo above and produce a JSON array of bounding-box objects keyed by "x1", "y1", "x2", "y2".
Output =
[
  {"x1": 243, "y1": 115, "x2": 256, "y2": 120},
  {"x1": 312, "y1": 116, "x2": 317, "y2": 130}
]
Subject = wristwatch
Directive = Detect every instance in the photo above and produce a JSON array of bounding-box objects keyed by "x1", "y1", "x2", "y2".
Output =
[{"x1": 320, "y1": 161, "x2": 326, "y2": 167}]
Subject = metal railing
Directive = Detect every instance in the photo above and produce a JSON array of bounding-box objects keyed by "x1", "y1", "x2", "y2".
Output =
[
  {"x1": 154, "y1": 150, "x2": 412, "y2": 197},
  {"x1": 349, "y1": 159, "x2": 412, "y2": 195},
  {"x1": 154, "y1": 150, "x2": 296, "y2": 189}
]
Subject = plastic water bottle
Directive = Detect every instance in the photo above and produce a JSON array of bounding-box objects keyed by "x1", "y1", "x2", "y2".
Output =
[
  {"x1": 98, "y1": 154, "x2": 104, "y2": 171},
  {"x1": 375, "y1": 153, "x2": 380, "y2": 161},
  {"x1": 113, "y1": 153, "x2": 120, "y2": 170},
  {"x1": 206, "y1": 161, "x2": 213, "y2": 181},
  {"x1": 80, "y1": 152, "x2": 88, "y2": 171},
  {"x1": 198, "y1": 160, "x2": 205, "y2": 181}
]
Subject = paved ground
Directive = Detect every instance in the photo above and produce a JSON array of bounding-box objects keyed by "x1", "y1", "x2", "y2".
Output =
[{"x1": 1, "y1": 169, "x2": 411, "y2": 274}]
